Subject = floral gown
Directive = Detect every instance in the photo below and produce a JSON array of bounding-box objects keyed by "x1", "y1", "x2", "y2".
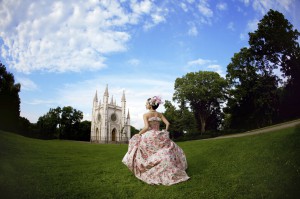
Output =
[{"x1": 122, "y1": 116, "x2": 190, "y2": 185}]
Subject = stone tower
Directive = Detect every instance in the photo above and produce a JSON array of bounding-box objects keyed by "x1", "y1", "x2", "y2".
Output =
[{"x1": 91, "y1": 85, "x2": 131, "y2": 143}]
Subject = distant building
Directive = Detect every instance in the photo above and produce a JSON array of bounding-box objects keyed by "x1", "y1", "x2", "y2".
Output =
[{"x1": 91, "y1": 85, "x2": 130, "y2": 143}]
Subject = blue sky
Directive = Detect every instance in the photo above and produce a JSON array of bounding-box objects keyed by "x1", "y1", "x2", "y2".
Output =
[{"x1": 1, "y1": 0, "x2": 299, "y2": 128}]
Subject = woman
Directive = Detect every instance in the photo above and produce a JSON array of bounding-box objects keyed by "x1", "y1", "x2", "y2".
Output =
[{"x1": 122, "y1": 96, "x2": 190, "y2": 185}]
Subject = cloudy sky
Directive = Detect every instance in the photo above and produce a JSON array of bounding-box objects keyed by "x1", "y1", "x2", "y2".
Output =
[{"x1": 1, "y1": 0, "x2": 299, "y2": 128}]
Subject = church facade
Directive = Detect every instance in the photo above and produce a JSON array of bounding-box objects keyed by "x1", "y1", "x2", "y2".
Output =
[{"x1": 90, "y1": 85, "x2": 131, "y2": 143}]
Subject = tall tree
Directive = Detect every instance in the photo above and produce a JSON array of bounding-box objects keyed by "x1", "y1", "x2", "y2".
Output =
[
  {"x1": 226, "y1": 48, "x2": 279, "y2": 129},
  {"x1": 279, "y1": 50, "x2": 300, "y2": 120},
  {"x1": 249, "y1": 9, "x2": 300, "y2": 75},
  {"x1": 226, "y1": 9, "x2": 300, "y2": 129},
  {"x1": 0, "y1": 63, "x2": 21, "y2": 131},
  {"x1": 174, "y1": 71, "x2": 227, "y2": 134},
  {"x1": 249, "y1": 9, "x2": 300, "y2": 120}
]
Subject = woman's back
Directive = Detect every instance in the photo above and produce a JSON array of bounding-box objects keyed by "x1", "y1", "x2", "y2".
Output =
[{"x1": 148, "y1": 115, "x2": 161, "y2": 131}]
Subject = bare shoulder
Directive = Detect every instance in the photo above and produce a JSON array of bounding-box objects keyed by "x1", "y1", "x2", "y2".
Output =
[
  {"x1": 157, "y1": 112, "x2": 163, "y2": 118},
  {"x1": 143, "y1": 112, "x2": 150, "y2": 118}
]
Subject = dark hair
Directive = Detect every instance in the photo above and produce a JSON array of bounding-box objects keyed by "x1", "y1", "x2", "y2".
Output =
[{"x1": 147, "y1": 98, "x2": 159, "y2": 110}]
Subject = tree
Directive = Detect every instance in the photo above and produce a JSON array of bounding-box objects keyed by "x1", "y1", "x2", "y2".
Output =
[
  {"x1": 78, "y1": 120, "x2": 91, "y2": 141},
  {"x1": 226, "y1": 9, "x2": 300, "y2": 129},
  {"x1": 277, "y1": 52, "x2": 300, "y2": 120},
  {"x1": 130, "y1": 126, "x2": 139, "y2": 137},
  {"x1": 37, "y1": 107, "x2": 61, "y2": 139},
  {"x1": 36, "y1": 106, "x2": 83, "y2": 139},
  {"x1": 249, "y1": 10, "x2": 300, "y2": 76},
  {"x1": 226, "y1": 48, "x2": 279, "y2": 129},
  {"x1": 163, "y1": 100, "x2": 196, "y2": 139},
  {"x1": 249, "y1": 9, "x2": 300, "y2": 121},
  {"x1": 174, "y1": 71, "x2": 227, "y2": 134},
  {"x1": 0, "y1": 62, "x2": 21, "y2": 132},
  {"x1": 18, "y1": 116, "x2": 31, "y2": 136},
  {"x1": 60, "y1": 106, "x2": 83, "y2": 139}
]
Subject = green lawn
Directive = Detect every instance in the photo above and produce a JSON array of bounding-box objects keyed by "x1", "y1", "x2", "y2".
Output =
[{"x1": 1, "y1": 126, "x2": 299, "y2": 199}]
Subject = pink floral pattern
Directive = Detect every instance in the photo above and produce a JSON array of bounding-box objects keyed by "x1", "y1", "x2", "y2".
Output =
[{"x1": 122, "y1": 117, "x2": 190, "y2": 185}]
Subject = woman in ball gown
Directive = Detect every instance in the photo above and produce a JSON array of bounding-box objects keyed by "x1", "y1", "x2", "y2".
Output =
[{"x1": 122, "y1": 96, "x2": 190, "y2": 185}]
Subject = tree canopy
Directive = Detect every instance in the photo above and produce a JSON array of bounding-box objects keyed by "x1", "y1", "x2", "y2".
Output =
[
  {"x1": 0, "y1": 62, "x2": 21, "y2": 131},
  {"x1": 174, "y1": 71, "x2": 227, "y2": 133},
  {"x1": 37, "y1": 106, "x2": 84, "y2": 139},
  {"x1": 226, "y1": 9, "x2": 300, "y2": 129}
]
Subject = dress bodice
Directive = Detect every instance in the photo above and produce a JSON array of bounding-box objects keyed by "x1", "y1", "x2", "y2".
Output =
[{"x1": 148, "y1": 116, "x2": 161, "y2": 131}]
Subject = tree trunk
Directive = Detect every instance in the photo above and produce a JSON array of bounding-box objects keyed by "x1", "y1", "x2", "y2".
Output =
[{"x1": 199, "y1": 115, "x2": 206, "y2": 135}]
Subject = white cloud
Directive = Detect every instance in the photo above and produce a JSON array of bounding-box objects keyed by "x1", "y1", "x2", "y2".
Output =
[
  {"x1": 236, "y1": 6, "x2": 247, "y2": 15},
  {"x1": 152, "y1": 13, "x2": 166, "y2": 24},
  {"x1": 130, "y1": 0, "x2": 152, "y2": 15},
  {"x1": 216, "y1": 2, "x2": 228, "y2": 11},
  {"x1": 128, "y1": 58, "x2": 140, "y2": 66},
  {"x1": 187, "y1": 58, "x2": 215, "y2": 66},
  {"x1": 247, "y1": 18, "x2": 259, "y2": 32},
  {"x1": 252, "y1": 0, "x2": 294, "y2": 15},
  {"x1": 227, "y1": 22, "x2": 235, "y2": 31},
  {"x1": 198, "y1": 0, "x2": 213, "y2": 18},
  {"x1": 188, "y1": 25, "x2": 198, "y2": 36},
  {"x1": 185, "y1": 58, "x2": 225, "y2": 77},
  {"x1": 240, "y1": 33, "x2": 247, "y2": 41},
  {"x1": 238, "y1": 0, "x2": 297, "y2": 43},
  {"x1": 207, "y1": 64, "x2": 225, "y2": 77},
  {"x1": 16, "y1": 76, "x2": 38, "y2": 91},
  {"x1": 26, "y1": 99, "x2": 57, "y2": 106},
  {"x1": 180, "y1": 3, "x2": 188, "y2": 12},
  {"x1": 0, "y1": 0, "x2": 168, "y2": 73},
  {"x1": 240, "y1": 0, "x2": 250, "y2": 6},
  {"x1": 240, "y1": 18, "x2": 259, "y2": 41},
  {"x1": 143, "y1": 7, "x2": 168, "y2": 31}
]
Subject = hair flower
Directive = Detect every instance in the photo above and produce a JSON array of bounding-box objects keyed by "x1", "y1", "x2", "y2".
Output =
[{"x1": 148, "y1": 96, "x2": 163, "y2": 106}]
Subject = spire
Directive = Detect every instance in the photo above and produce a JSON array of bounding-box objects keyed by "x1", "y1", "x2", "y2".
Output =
[
  {"x1": 127, "y1": 109, "x2": 130, "y2": 119},
  {"x1": 94, "y1": 90, "x2": 98, "y2": 102},
  {"x1": 104, "y1": 84, "x2": 109, "y2": 96},
  {"x1": 110, "y1": 95, "x2": 114, "y2": 104},
  {"x1": 121, "y1": 90, "x2": 126, "y2": 102}
]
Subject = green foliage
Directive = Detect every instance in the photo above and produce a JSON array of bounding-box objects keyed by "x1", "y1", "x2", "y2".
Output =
[
  {"x1": 130, "y1": 125, "x2": 139, "y2": 137},
  {"x1": 226, "y1": 48, "x2": 279, "y2": 129},
  {"x1": 18, "y1": 117, "x2": 31, "y2": 136},
  {"x1": 249, "y1": 9, "x2": 300, "y2": 75},
  {"x1": 37, "y1": 106, "x2": 84, "y2": 140},
  {"x1": 226, "y1": 9, "x2": 300, "y2": 130},
  {"x1": 77, "y1": 120, "x2": 91, "y2": 141},
  {"x1": 60, "y1": 106, "x2": 83, "y2": 140},
  {"x1": 1, "y1": 125, "x2": 299, "y2": 198},
  {"x1": 249, "y1": 10, "x2": 300, "y2": 121},
  {"x1": 37, "y1": 107, "x2": 61, "y2": 139},
  {"x1": 174, "y1": 71, "x2": 227, "y2": 133},
  {"x1": 0, "y1": 62, "x2": 21, "y2": 132},
  {"x1": 163, "y1": 100, "x2": 196, "y2": 139}
]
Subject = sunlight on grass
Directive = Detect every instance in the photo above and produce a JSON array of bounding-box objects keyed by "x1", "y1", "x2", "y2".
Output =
[{"x1": 1, "y1": 126, "x2": 299, "y2": 199}]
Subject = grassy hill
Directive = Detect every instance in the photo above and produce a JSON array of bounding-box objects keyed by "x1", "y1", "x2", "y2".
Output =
[{"x1": 0, "y1": 125, "x2": 299, "y2": 199}]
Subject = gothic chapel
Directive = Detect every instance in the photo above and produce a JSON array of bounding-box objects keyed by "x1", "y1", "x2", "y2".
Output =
[{"x1": 91, "y1": 85, "x2": 131, "y2": 143}]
